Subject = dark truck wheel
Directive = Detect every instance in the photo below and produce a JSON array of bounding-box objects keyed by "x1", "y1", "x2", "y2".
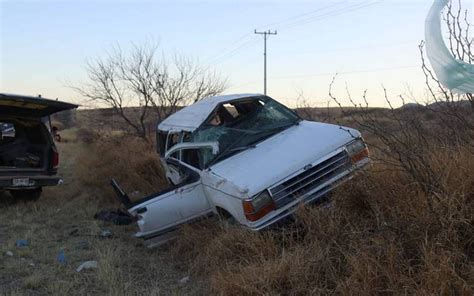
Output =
[
  {"x1": 9, "y1": 188, "x2": 42, "y2": 201},
  {"x1": 216, "y1": 207, "x2": 237, "y2": 228}
]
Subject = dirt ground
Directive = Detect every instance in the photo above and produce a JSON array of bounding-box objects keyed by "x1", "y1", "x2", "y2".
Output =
[{"x1": 0, "y1": 129, "x2": 206, "y2": 295}]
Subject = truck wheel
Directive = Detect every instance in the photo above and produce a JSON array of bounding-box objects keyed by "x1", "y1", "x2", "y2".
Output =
[
  {"x1": 216, "y1": 208, "x2": 237, "y2": 228},
  {"x1": 9, "y1": 188, "x2": 42, "y2": 201}
]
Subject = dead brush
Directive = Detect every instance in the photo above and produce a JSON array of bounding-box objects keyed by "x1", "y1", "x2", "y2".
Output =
[
  {"x1": 172, "y1": 146, "x2": 474, "y2": 295},
  {"x1": 76, "y1": 133, "x2": 168, "y2": 202}
]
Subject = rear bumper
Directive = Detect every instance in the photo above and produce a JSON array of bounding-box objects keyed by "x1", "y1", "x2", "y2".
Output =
[{"x1": 0, "y1": 175, "x2": 62, "y2": 189}]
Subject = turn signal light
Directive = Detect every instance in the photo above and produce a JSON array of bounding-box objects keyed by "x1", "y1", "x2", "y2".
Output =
[
  {"x1": 351, "y1": 148, "x2": 369, "y2": 164},
  {"x1": 243, "y1": 201, "x2": 275, "y2": 221}
]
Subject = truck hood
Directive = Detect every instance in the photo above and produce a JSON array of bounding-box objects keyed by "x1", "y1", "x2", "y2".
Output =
[
  {"x1": 0, "y1": 93, "x2": 78, "y2": 118},
  {"x1": 209, "y1": 120, "x2": 360, "y2": 197}
]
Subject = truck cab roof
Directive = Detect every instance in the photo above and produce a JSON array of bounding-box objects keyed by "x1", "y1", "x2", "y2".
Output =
[{"x1": 157, "y1": 93, "x2": 262, "y2": 132}]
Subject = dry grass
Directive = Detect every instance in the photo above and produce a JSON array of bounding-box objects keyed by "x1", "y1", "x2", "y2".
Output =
[
  {"x1": 172, "y1": 148, "x2": 474, "y2": 294},
  {"x1": 0, "y1": 130, "x2": 204, "y2": 295},
  {"x1": 76, "y1": 134, "x2": 168, "y2": 203},
  {"x1": 1, "y1": 107, "x2": 473, "y2": 295}
]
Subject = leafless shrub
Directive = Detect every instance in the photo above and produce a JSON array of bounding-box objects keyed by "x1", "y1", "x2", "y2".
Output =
[
  {"x1": 329, "y1": 1, "x2": 473, "y2": 203},
  {"x1": 294, "y1": 90, "x2": 334, "y2": 122},
  {"x1": 72, "y1": 42, "x2": 227, "y2": 141}
]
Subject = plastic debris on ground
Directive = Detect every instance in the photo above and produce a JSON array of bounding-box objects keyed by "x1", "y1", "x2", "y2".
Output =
[
  {"x1": 76, "y1": 260, "x2": 98, "y2": 272},
  {"x1": 15, "y1": 239, "x2": 29, "y2": 247},
  {"x1": 57, "y1": 249, "x2": 66, "y2": 265},
  {"x1": 179, "y1": 276, "x2": 190, "y2": 285}
]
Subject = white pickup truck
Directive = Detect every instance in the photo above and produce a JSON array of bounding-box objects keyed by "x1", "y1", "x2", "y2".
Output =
[{"x1": 112, "y1": 94, "x2": 369, "y2": 246}]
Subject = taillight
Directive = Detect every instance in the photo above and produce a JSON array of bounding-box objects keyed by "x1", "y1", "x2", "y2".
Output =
[{"x1": 52, "y1": 148, "x2": 59, "y2": 169}]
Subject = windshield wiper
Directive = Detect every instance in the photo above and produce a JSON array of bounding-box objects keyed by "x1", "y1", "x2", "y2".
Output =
[{"x1": 227, "y1": 144, "x2": 257, "y2": 153}]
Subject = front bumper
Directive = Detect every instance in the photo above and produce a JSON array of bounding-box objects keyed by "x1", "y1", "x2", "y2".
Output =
[
  {"x1": 246, "y1": 158, "x2": 369, "y2": 231},
  {"x1": 0, "y1": 175, "x2": 62, "y2": 190}
]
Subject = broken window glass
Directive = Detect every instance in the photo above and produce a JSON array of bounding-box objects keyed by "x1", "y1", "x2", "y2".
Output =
[{"x1": 191, "y1": 97, "x2": 301, "y2": 168}]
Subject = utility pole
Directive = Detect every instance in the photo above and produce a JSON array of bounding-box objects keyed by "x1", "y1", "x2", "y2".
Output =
[{"x1": 254, "y1": 29, "x2": 277, "y2": 95}]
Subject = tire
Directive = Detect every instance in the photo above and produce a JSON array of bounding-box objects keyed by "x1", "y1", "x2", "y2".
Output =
[
  {"x1": 9, "y1": 187, "x2": 42, "y2": 201},
  {"x1": 216, "y1": 208, "x2": 237, "y2": 228}
]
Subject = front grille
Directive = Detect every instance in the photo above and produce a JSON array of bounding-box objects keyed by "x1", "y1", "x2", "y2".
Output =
[{"x1": 269, "y1": 150, "x2": 351, "y2": 208}]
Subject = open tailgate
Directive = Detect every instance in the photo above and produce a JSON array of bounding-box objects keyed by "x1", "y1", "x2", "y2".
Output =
[{"x1": 0, "y1": 93, "x2": 78, "y2": 117}]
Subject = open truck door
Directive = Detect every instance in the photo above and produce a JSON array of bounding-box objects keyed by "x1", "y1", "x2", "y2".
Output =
[
  {"x1": 111, "y1": 142, "x2": 218, "y2": 247},
  {"x1": 0, "y1": 93, "x2": 78, "y2": 200}
]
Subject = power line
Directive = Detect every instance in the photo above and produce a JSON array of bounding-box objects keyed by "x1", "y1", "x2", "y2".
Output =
[
  {"x1": 275, "y1": 1, "x2": 380, "y2": 31},
  {"x1": 271, "y1": 65, "x2": 418, "y2": 79},
  {"x1": 201, "y1": 1, "x2": 380, "y2": 71},
  {"x1": 210, "y1": 37, "x2": 260, "y2": 66},
  {"x1": 275, "y1": 41, "x2": 418, "y2": 56},
  {"x1": 201, "y1": 33, "x2": 255, "y2": 65},
  {"x1": 227, "y1": 65, "x2": 419, "y2": 90},
  {"x1": 255, "y1": 1, "x2": 348, "y2": 31},
  {"x1": 200, "y1": 1, "x2": 382, "y2": 78}
]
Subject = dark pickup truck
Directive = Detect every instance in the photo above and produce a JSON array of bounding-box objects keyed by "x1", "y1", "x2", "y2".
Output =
[{"x1": 0, "y1": 93, "x2": 78, "y2": 200}]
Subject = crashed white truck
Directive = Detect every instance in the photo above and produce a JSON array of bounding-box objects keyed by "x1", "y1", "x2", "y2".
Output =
[{"x1": 112, "y1": 94, "x2": 369, "y2": 246}]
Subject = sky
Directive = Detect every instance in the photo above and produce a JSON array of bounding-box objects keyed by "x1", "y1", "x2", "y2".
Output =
[{"x1": 1, "y1": 0, "x2": 473, "y2": 108}]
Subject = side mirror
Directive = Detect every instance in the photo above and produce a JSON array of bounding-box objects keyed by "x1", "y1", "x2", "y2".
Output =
[{"x1": 164, "y1": 142, "x2": 219, "y2": 160}]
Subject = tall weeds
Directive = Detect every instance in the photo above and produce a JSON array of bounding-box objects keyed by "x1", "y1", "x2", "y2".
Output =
[
  {"x1": 174, "y1": 148, "x2": 473, "y2": 294},
  {"x1": 76, "y1": 134, "x2": 167, "y2": 202}
]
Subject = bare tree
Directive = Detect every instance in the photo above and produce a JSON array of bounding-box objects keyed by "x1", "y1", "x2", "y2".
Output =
[{"x1": 72, "y1": 43, "x2": 227, "y2": 140}]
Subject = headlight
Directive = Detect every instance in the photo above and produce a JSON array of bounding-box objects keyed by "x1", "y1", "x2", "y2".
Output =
[
  {"x1": 346, "y1": 138, "x2": 369, "y2": 164},
  {"x1": 242, "y1": 190, "x2": 275, "y2": 222}
]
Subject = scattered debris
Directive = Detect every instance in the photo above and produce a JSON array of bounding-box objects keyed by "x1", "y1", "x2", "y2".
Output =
[
  {"x1": 94, "y1": 209, "x2": 133, "y2": 225},
  {"x1": 76, "y1": 260, "x2": 98, "y2": 272},
  {"x1": 100, "y1": 229, "x2": 112, "y2": 238},
  {"x1": 15, "y1": 239, "x2": 29, "y2": 247},
  {"x1": 178, "y1": 276, "x2": 190, "y2": 285},
  {"x1": 57, "y1": 249, "x2": 66, "y2": 265},
  {"x1": 5, "y1": 251, "x2": 13, "y2": 257}
]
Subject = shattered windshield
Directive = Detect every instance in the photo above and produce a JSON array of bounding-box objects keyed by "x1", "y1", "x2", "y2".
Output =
[{"x1": 191, "y1": 97, "x2": 300, "y2": 168}]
